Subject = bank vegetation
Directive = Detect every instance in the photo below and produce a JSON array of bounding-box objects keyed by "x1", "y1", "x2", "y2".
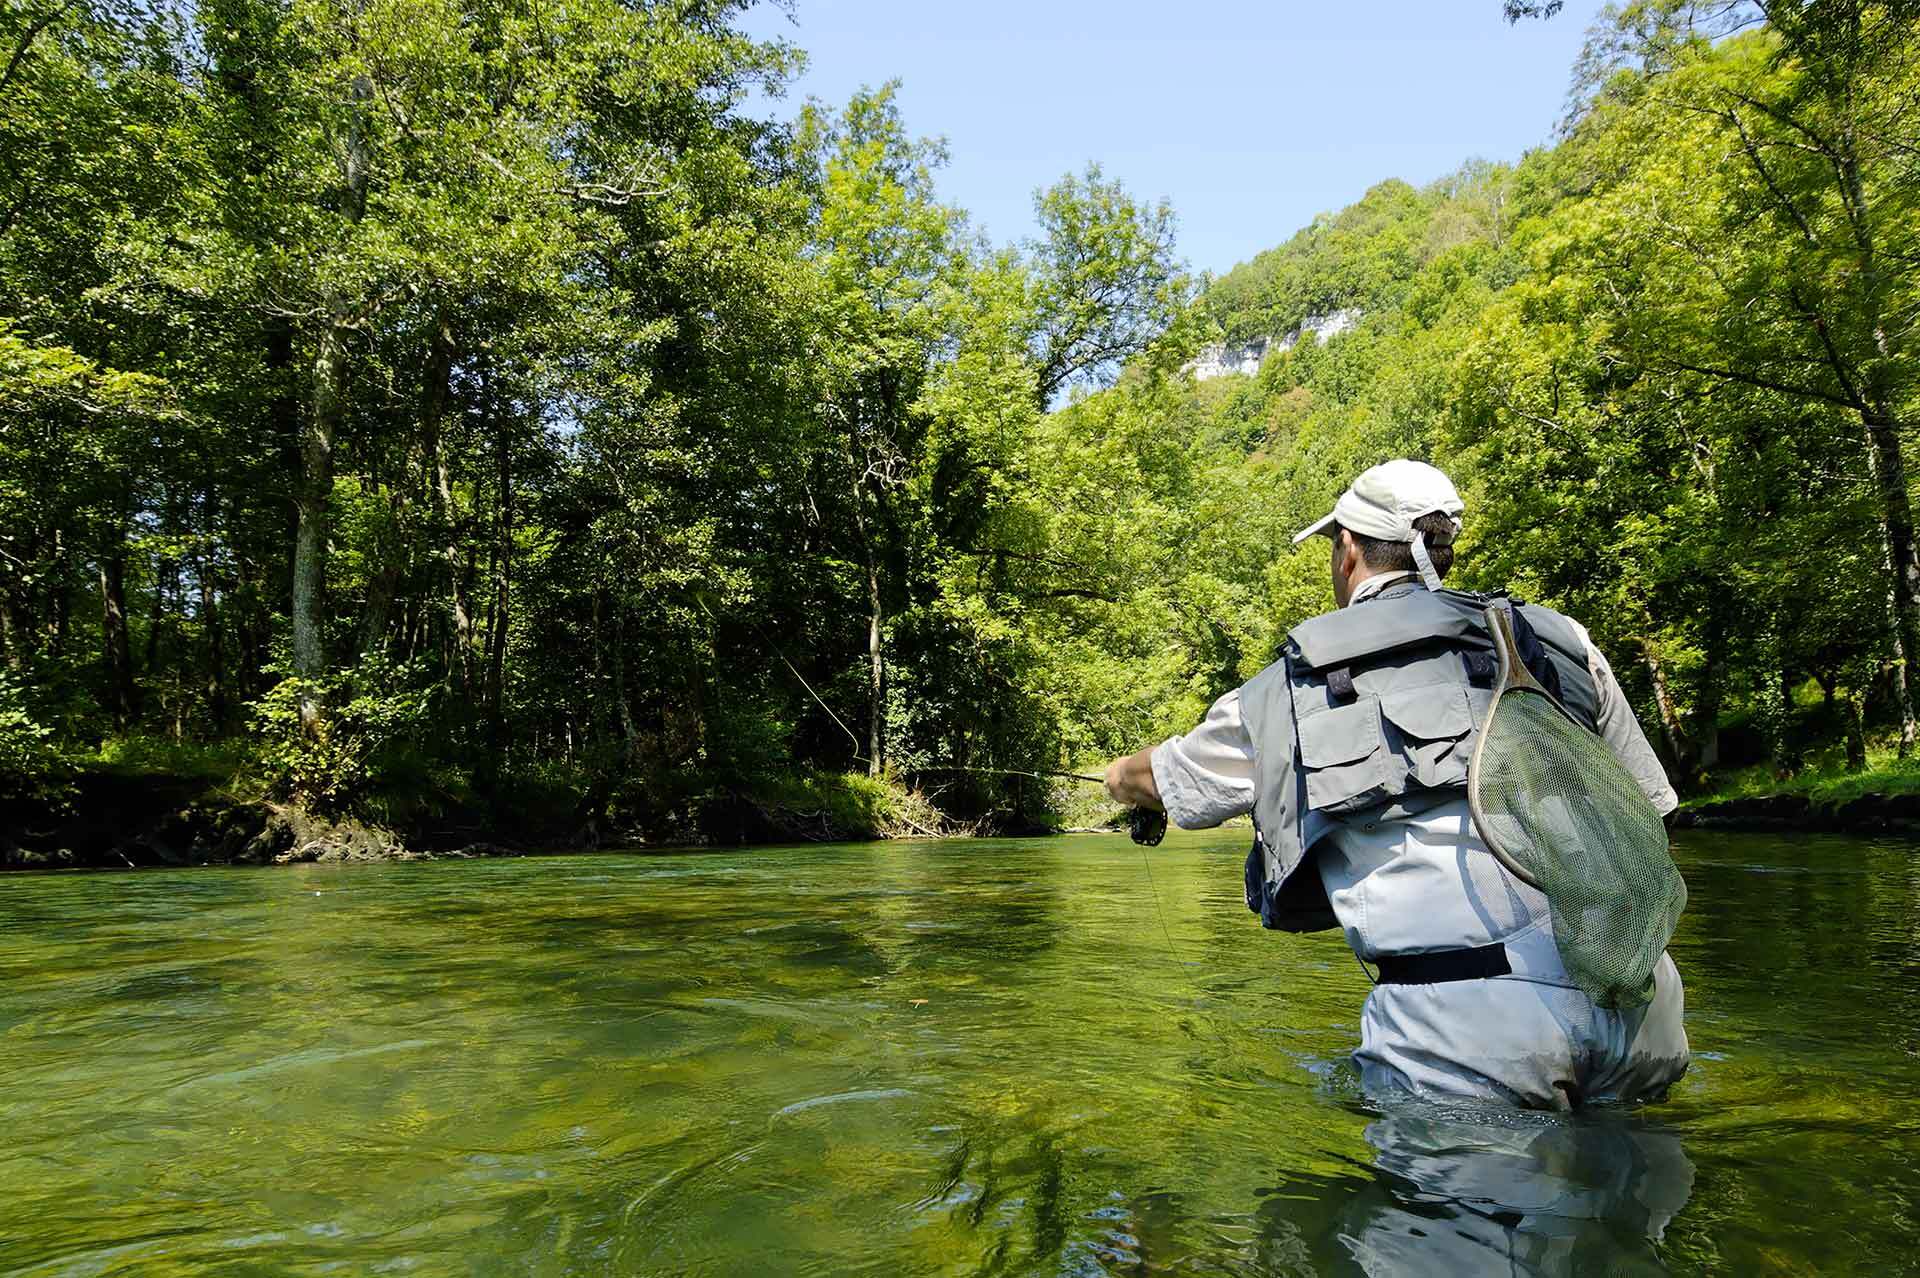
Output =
[{"x1": 3, "y1": 1, "x2": 1917, "y2": 859}]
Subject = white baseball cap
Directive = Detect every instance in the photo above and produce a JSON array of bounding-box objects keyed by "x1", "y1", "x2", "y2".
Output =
[{"x1": 1292, "y1": 459, "x2": 1464, "y2": 588}]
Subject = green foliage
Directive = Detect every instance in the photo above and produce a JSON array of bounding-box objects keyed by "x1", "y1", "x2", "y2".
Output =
[
  {"x1": 0, "y1": 673, "x2": 71, "y2": 806},
  {"x1": 1165, "y1": 5, "x2": 1920, "y2": 795},
  {"x1": 1688, "y1": 751, "x2": 1920, "y2": 810},
  {"x1": 4, "y1": 0, "x2": 1918, "y2": 846},
  {"x1": 745, "y1": 770, "x2": 930, "y2": 839},
  {"x1": 249, "y1": 659, "x2": 437, "y2": 813},
  {"x1": 87, "y1": 734, "x2": 251, "y2": 782}
]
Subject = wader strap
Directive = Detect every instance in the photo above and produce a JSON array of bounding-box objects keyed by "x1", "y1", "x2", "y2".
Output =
[{"x1": 1374, "y1": 943, "x2": 1512, "y2": 985}]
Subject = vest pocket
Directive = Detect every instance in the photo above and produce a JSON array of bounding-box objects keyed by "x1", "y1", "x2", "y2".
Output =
[
  {"x1": 1297, "y1": 698, "x2": 1391, "y2": 813},
  {"x1": 1380, "y1": 686, "x2": 1475, "y2": 788}
]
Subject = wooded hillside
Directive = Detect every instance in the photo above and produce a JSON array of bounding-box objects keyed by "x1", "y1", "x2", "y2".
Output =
[{"x1": 3, "y1": 0, "x2": 1915, "y2": 842}]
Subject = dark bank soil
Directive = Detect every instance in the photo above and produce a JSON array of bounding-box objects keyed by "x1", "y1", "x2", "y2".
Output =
[
  {"x1": 1672, "y1": 791, "x2": 1920, "y2": 838},
  {"x1": 0, "y1": 768, "x2": 979, "y2": 871},
  {"x1": 0, "y1": 771, "x2": 461, "y2": 871}
]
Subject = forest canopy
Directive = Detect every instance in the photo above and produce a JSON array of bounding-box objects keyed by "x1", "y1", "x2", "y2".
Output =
[{"x1": 2, "y1": 0, "x2": 1917, "y2": 843}]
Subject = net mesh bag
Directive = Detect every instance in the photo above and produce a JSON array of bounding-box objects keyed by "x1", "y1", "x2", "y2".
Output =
[{"x1": 1471, "y1": 670, "x2": 1687, "y2": 1011}]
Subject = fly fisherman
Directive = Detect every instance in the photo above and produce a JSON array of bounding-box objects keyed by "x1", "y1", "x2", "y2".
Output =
[{"x1": 1103, "y1": 460, "x2": 1690, "y2": 1109}]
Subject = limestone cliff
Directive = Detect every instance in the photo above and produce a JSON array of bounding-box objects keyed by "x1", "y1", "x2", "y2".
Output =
[{"x1": 1184, "y1": 307, "x2": 1363, "y2": 382}]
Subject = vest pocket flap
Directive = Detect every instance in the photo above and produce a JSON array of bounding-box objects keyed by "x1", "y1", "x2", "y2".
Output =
[
  {"x1": 1296, "y1": 699, "x2": 1381, "y2": 766},
  {"x1": 1381, "y1": 687, "x2": 1473, "y2": 741}
]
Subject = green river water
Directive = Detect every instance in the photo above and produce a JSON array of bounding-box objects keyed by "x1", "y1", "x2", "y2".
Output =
[{"x1": 3, "y1": 827, "x2": 1918, "y2": 1276}]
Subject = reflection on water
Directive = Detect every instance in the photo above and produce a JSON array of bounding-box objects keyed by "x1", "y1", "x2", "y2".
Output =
[
  {"x1": 1248, "y1": 1100, "x2": 1694, "y2": 1277},
  {"x1": 0, "y1": 828, "x2": 1916, "y2": 1274}
]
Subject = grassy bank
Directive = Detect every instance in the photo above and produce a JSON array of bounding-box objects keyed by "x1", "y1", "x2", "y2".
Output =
[
  {"x1": 1684, "y1": 751, "x2": 1920, "y2": 812},
  {"x1": 1671, "y1": 732, "x2": 1920, "y2": 835}
]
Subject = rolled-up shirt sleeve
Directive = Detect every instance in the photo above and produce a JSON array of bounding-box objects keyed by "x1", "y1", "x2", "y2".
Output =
[
  {"x1": 1566, "y1": 619, "x2": 1679, "y2": 815},
  {"x1": 1149, "y1": 689, "x2": 1259, "y2": 829}
]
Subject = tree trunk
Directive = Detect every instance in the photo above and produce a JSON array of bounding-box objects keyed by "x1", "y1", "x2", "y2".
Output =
[
  {"x1": 360, "y1": 555, "x2": 399, "y2": 657},
  {"x1": 0, "y1": 589, "x2": 21, "y2": 672},
  {"x1": 235, "y1": 574, "x2": 271, "y2": 702},
  {"x1": 865, "y1": 564, "x2": 883, "y2": 776},
  {"x1": 265, "y1": 317, "x2": 299, "y2": 637},
  {"x1": 98, "y1": 549, "x2": 137, "y2": 729},
  {"x1": 485, "y1": 397, "x2": 512, "y2": 771},
  {"x1": 364, "y1": 321, "x2": 445, "y2": 660},
  {"x1": 48, "y1": 526, "x2": 66, "y2": 658},
  {"x1": 196, "y1": 525, "x2": 226, "y2": 729},
  {"x1": 848, "y1": 484, "x2": 884, "y2": 777},
  {"x1": 1861, "y1": 410, "x2": 1920, "y2": 756},
  {"x1": 291, "y1": 73, "x2": 371, "y2": 736},
  {"x1": 1692, "y1": 608, "x2": 1724, "y2": 770},
  {"x1": 1641, "y1": 640, "x2": 1693, "y2": 773},
  {"x1": 144, "y1": 552, "x2": 167, "y2": 673},
  {"x1": 590, "y1": 587, "x2": 605, "y2": 751},
  {"x1": 401, "y1": 595, "x2": 422, "y2": 662},
  {"x1": 1829, "y1": 96, "x2": 1915, "y2": 753},
  {"x1": 421, "y1": 320, "x2": 474, "y2": 695},
  {"x1": 292, "y1": 315, "x2": 348, "y2": 736},
  {"x1": 1774, "y1": 664, "x2": 1802, "y2": 777},
  {"x1": 1845, "y1": 692, "x2": 1869, "y2": 772},
  {"x1": 358, "y1": 462, "x2": 406, "y2": 660},
  {"x1": 202, "y1": 574, "x2": 225, "y2": 729},
  {"x1": 611, "y1": 597, "x2": 639, "y2": 765}
]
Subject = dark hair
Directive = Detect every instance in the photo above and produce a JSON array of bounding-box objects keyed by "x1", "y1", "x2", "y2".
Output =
[{"x1": 1337, "y1": 511, "x2": 1457, "y2": 579}]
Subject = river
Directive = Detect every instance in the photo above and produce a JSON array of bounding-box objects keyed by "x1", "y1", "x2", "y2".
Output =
[{"x1": 2, "y1": 827, "x2": 1917, "y2": 1275}]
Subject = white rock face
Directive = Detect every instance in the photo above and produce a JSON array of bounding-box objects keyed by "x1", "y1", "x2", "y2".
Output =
[
  {"x1": 1186, "y1": 308, "x2": 1363, "y2": 382},
  {"x1": 1278, "y1": 307, "x2": 1362, "y2": 352},
  {"x1": 1185, "y1": 334, "x2": 1270, "y2": 380}
]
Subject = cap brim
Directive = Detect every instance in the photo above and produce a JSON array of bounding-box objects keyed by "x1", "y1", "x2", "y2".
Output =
[{"x1": 1291, "y1": 512, "x2": 1338, "y2": 545}]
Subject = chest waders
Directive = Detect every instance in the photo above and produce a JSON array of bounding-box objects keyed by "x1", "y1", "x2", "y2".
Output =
[{"x1": 1468, "y1": 603, "x2": 1686, "y2": 1009}]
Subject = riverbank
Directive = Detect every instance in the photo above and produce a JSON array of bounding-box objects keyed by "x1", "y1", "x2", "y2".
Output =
[
  {"x1": 1675, "y1": 756, "x2": 1920, "y2": 837},
  {"x1": 0, "y1": 770, "x2": 488, "y2": 871},
  {"x1": 34, "y1": 752, "x2": 1919, "y2": 870},
  {"x1": 1675, "y1": 792, "x2": 1920, "y2": 836},
  {"x1": 0, "y1": 759, "x2": 1090, "y2": 871}
]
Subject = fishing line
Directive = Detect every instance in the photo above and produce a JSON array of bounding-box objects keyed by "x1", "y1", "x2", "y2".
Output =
[
  {"x1": 697, "y1": 591, "x2": 1188, "y2": 967},
  {"x1": 1136, "y1": 835, "x2": 1183, "y2": 964},
  {"x1": 921, "y1": 766, "x2": 1182, "y2": 960},
  {"x1": 914, "y1": 765, "x2": 1104, "y2": 785},
  {"x1": 694, "y1": 592, "x2": 865, "y2": 758}
]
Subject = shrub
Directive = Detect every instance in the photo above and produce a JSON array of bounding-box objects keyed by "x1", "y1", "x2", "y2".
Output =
[
  {"x1": 90, "y1": 734, "x2": 251, "y2": 782},
  {"x1": 0, "y1": 672, "x2": 73, "y2": 808},
  {"x1": 250, "y1": 658, "x2": 438, "y2": 814}
]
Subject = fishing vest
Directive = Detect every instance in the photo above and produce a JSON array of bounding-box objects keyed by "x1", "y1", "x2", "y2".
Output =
[{"x1": 1238, "y1": 582, "x2": 1601, "y2": 932}]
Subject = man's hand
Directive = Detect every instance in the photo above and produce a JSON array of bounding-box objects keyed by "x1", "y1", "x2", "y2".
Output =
[{"x1": 1104, "y1": 748, "x2": 1164, "y2": 811}]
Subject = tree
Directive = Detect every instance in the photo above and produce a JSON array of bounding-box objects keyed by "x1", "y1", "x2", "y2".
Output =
[
  {"x1": 1024, "y1": 166, "x2": 1186, "y2": 410},
  {"x1": 1553, "y1": 5, "x2": 1920, "y2": 749},
  {"x1": 798, "y1": 85, "x2": 960, "y2": 776}
]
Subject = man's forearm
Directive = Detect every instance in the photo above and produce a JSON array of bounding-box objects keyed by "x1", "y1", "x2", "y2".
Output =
[{"x1": 1104, "y1": 748, "x2": 1164, "y2": 810}]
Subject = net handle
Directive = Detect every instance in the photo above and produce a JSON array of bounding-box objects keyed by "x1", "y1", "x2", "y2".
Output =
[
  {"x1": 1487, "y1": 604, "x2": 1546, "y2": 695},
  {"x1": 1466, "y1": 602, "x2": 1549, "y2": 889}
]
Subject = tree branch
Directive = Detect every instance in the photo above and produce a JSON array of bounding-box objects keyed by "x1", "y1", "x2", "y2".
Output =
[
  {"x1": 1658, "y1": 356, "x2": 1862, "y2": 410},
  {"x1": 1724, "y1": 100, "x2": 1821, "y2": 247},
  {"x1": 0, "y1": 0, "x2": 77, "y2": 100}
]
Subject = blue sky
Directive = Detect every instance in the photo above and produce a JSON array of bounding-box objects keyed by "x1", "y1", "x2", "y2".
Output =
[{"x1": 742, "y1": 0, "x2": 1612, "y2": 277}]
